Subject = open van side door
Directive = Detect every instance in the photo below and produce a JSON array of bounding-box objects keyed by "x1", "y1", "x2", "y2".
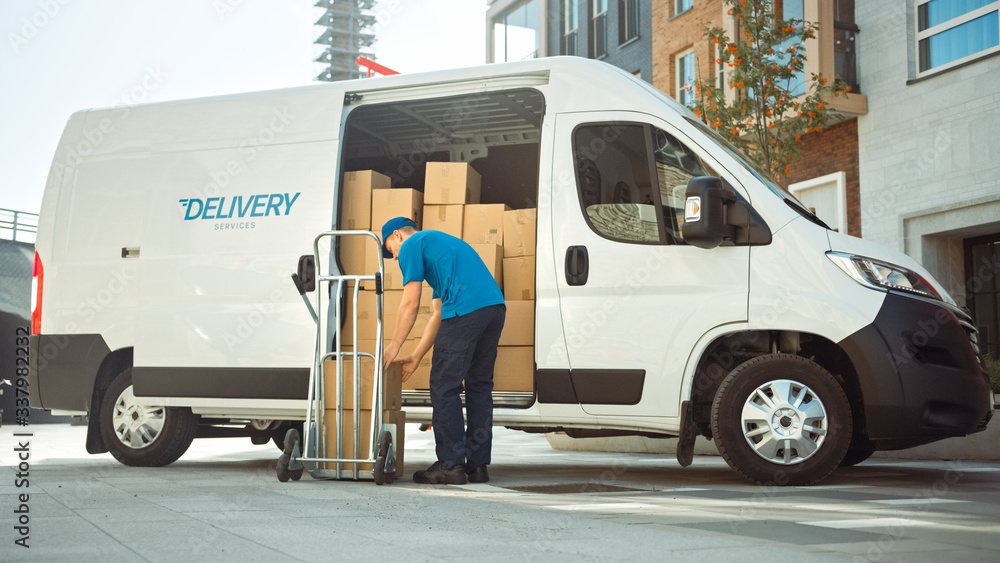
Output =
[{"x1": 548, "y1": 111, "x2": 751, "y2": 419}]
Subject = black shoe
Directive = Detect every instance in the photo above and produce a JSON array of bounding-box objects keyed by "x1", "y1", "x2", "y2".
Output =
[
  {"x1": 413, "y1": 462, "x2": 467, "y2": 484},
  {"x1": 467, "y1": 466, "x2": 489, "y2": 483}
]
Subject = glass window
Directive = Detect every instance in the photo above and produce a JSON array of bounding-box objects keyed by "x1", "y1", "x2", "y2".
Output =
[
  {"x1": 573, "y1": 123, "x2": 718, "y2": 245},
  {"x1": 563, "y1": 0, "x2": 579, "y2": 55},
  {"x1": 591, "y1": 0, "x2": 609, "y2": 58},
  {"x1": 776, "y1": 0, "x2": 807, "y2": 97},
  {"x1": 494, "y1": 0, "x2": 540, "y2": 63},
  {"x1": 916, "y1": 0, "x2": 1000, "y2": 74},
  {"x1": 676, "y1": 51, "x2": 696, "y2": 107},
  {"x1": 619, "y1": 0, "x2": 639, "y2": 44},
  {"x1": 676, "y1": 0, "x2": 694, "y2": 16}
]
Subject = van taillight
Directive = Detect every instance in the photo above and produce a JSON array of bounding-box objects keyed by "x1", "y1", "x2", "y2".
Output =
[{"x1": 31, "y1": 250, "x2": 43, "y2": 335}]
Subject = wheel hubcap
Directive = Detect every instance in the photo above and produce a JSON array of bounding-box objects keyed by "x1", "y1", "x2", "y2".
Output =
[
  {"x1": 112, "y1": 385, "x2": 166, "y2": 450},
  {"x1": 741, "y1": 379, "x2": 828, "y2": 465}
]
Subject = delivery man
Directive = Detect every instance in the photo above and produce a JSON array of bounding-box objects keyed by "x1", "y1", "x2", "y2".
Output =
[{"x1": 380, "y1": 217, "x2": 506, "y2": 485}]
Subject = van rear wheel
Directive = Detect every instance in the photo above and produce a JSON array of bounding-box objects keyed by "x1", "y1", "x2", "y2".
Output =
[
  {"x1": 711, "y1": 354, "x2": 852, "y2": 486},
  {"x1": 99, "y1": 367, "x2": 198, "y2": 467}
]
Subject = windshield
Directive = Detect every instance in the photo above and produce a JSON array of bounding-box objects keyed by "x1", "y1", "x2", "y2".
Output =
[{"x1": 683, "y1": 116, "x2": 800, "y2": 202}]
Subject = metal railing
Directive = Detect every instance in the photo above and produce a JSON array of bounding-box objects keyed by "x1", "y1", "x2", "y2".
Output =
[{"x1": 0, "y1": 208, "x2": 38, "y2": 244}]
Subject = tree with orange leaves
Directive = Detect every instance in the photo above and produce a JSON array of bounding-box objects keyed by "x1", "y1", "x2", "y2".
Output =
[{"x1": 690, "y1": 0, "x2": 849, "y2": 182}]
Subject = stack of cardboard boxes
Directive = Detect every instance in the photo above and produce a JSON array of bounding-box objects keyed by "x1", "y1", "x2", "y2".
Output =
[
  {"x1": 496, "y1": 208, "x2": 536, "y2": 391},
  {"x1": 338, "y1": 164, "x2": 536, "y2": 395},
  {"x1": 321, "y1": 358, "x2": 406, "y2": 477}
]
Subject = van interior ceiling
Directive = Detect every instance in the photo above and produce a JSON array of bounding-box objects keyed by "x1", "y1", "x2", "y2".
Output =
[{"x1": 341, "y1": 88, "x2": 545, "y2": 211}]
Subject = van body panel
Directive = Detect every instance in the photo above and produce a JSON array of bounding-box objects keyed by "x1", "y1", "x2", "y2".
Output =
[
  {"x1": 749, "y1": 217, "x2": 886, "y2": 342},
  {"x1": 134, "y1": 141, "x2": 338, "y2": 371},
  {"x1": 549, "y1": 112, "x2": 750, "y2": 419}
]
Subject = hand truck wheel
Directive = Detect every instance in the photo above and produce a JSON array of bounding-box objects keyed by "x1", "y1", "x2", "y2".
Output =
[
  {"x1": 373, "y1": 431, "x2": 395, "y2": 485},
  {"x1": 277, "y1": 428, "x2": 303, "y2": 482}
]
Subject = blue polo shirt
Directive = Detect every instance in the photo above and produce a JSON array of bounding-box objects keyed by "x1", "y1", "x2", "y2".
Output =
[{"x1": 397, "y1": 230, "x2": 505, "y2": 319}]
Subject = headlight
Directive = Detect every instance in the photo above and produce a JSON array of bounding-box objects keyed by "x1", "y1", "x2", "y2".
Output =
[{"x1": 827, "y1": 252, "x2": 942, "y2": 301}]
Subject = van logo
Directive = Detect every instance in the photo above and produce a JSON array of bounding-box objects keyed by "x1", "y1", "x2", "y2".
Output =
[{"x1": 179, "y1": 193, "x2": 301, "y2": 221}]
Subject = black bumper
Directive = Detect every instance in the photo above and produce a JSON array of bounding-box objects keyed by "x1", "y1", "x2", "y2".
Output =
[
  {"x1": 839, "y1": 292, "x2": 994, "y2": 450},
  {"x1": 27, "y1": 334, "x2": 110, "y2": 412}
]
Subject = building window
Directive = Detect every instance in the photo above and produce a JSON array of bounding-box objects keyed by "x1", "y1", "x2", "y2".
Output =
[
  {"x1": 563, "y1": 0, "x2": 580, "y2": 55},
  {"x1": 916, "y1": 0, "x2": 1000, "y2": 75},
  {"x1": 776, "y1": 0, "x2": 807, "y2": 97},
  {"x1": 965, "y1": 232, "x2": 1000, "y2": 359},
  {"x1": 493, "y1": 0, "x2": 541, "y2": 63},
  {"x1": 676, "y1": 51, "x2": 696, "y2": 107},
  {"x1": 715, "y1": 43, "x2": 725, "y2": 92},
  {"x1": 788, "y1": 172, "x2": 847, "y2": 233},
  {"x1": 619, "y1": 0, "x2": 639, "y2": 44},
  {"x1": 676, "y1": 0, "x2": 694, "y2": 16},
  {"x1": 591, "y1": 0, "x2": 608, "y2": 58}
]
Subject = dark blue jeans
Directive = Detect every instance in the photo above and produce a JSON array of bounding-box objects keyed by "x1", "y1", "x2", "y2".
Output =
[{"x1": 430, "y1": 304, "x2": 505, "y2": 470}]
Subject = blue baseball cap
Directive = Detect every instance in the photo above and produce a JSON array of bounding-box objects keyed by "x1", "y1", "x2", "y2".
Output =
[{"x1": 381, "y1": 217, "x2": 418, "y2": 258}]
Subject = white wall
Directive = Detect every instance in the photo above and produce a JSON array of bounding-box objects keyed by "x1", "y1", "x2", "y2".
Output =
[{"x1": 855, "y1": 0, "x2": 1000, "y2": 303}]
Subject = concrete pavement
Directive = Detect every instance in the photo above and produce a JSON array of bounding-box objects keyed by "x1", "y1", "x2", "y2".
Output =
[{"x1": 2, "y1": 423, "x2": 1000, "y2": 562}]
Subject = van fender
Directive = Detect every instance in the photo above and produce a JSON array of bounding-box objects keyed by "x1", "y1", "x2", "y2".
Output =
[{"x1": 678, "y1": 322, "x2": 752, "y2": 408}]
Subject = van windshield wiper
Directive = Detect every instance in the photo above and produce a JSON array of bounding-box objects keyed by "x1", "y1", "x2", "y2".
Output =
[{"x1": 784, "y1": 198, "x2": 831, "y2": 230}]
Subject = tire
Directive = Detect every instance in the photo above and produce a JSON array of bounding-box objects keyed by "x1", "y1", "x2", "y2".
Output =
[
  {"x1": 99, "y1": 367, "x2": 199, "y2": 467},
  {"x1": 711, "y1": 354, "x2": 852, "y2": 486},
  {"x1": 840, "y1": 436, "x2": 876, "y2": 467}
]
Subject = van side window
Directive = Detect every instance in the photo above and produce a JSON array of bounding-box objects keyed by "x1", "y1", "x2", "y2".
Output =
[
  {"x1": 574, "y1": 124, "x2": 664, "y2": 244},
  {"x1": 574, "y1": 123, "x2": 718, "y2": 244},
  {"x1": 652, "y1": 128, "x2": 718, "y2": 243}
]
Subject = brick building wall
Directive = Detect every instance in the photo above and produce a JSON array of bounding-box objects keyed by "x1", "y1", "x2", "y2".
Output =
[
  {"x1": 652, "y1": 0, "x2": 722, "y2": 99},
  {"x1": 786, "y1": 118, "x2": 861, "y2": 237}
]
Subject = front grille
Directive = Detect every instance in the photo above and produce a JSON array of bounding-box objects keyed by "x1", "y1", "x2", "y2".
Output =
[{"x1": 956, "y1": 309, "x2": 990, "y2": 385}]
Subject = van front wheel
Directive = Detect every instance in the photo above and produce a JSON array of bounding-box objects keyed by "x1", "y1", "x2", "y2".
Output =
[
  {"x1": 711, "y1": 354, "x2": 852, "y2": 486},
  {"x1": 99, "y1": 368, "x2": 199, "y2": 467}
]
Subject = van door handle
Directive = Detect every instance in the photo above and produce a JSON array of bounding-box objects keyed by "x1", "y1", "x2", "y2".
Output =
[{"x1": 565, "y1": 246, "x2": 589, "y2": 286}]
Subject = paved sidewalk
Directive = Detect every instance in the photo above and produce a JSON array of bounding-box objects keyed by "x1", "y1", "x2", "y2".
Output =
[{"x1": 2, "y1": 423, "x2": 1000, "y2": 562}]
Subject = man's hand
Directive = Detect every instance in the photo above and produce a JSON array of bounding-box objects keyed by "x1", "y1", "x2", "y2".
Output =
[
  {"x1": 383, "y1": 341, "x2": 400, "y2": 370},
  {"x1": 394, "y1": 354, "x2": 420, "y2": 382}
]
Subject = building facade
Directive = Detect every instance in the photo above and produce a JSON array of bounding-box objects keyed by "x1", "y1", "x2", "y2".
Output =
[
  {"x1": 653, "y1": 0, "x2": 867, "y2": 237},
  {"x1": 486, "y1": 0, "x2": 654, "y2": 82},
  {"x1": 856, "y1": 0, "x2": 1000, "y2": 357}
]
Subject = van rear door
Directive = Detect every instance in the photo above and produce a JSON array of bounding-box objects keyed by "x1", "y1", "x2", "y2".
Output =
[{"x1": 548, "y1": 111, "x2": 750, "y2": 418}]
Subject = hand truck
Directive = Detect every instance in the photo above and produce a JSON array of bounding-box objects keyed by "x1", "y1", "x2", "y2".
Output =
[{"x1": 276, "y1": 230, "x2": 399, "y2": 485}]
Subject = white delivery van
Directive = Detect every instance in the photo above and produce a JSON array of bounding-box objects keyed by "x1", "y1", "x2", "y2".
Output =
[{"x1": 28, "y1": 58, "x2": 993, "y2": 485}]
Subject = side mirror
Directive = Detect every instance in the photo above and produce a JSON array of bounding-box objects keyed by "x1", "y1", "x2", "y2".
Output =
[
  {"x1": 682, "y1": 177, "x2": 736, "y2": 249},
  {"x1": 296, "y1": 255, "x2": 316, "y2": 293}
]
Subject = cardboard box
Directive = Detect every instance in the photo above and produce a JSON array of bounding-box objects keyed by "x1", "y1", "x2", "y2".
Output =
[
  {"x1": 362, "y1": 255, "x2": 406, "y2": 290},
  {"x1": 338, "y1": 234, "x2": 379, "y2": 276},
  {"x1": 493, "y1": 346, "x2": 534, "y2": 392},
  {"x1": 322, "y1": 358, "x2": 402, "y2": 411},
  {"x1": 503, "y1": 209, "x2": 536, "y2": 258},
  {"x1": 424, "y1": 162, "x2": 481, "y2": 205},
  {"x1": 350, "y1": 339, "x2": 434, "y2": 391},
  {"x1": 503, "y1": 255, "x2": 535, "y2": 300},
  {"x1": 423, "y1": 204, "x2": 464, "y2": 238},
  {"x1": 499, "y1": 300, "x2": 534, "y2": 346},
  {"x1": 357, "y1": 290, "x2": 434, "y2": 341},
  {"x1": 341, "y1": 170, "x2": 390, "y2": 230},
  {"x1": 322, "y1": 408, "x2": 405, "y2": 476},
  {"x1": 371, "y1": 188, "x2": 423, "y2": 234},
  {"x1": 463, "y1": 204, "x2": 511, "y2": 245},
  {"x1": 471, "y1": 243, "x2": 504, "y2": 290}
]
